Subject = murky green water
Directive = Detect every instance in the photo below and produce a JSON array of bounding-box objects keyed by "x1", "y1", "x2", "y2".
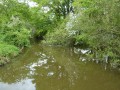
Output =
[{"x1": 0, "y1": 44, "x2": 120, "y2": 90}]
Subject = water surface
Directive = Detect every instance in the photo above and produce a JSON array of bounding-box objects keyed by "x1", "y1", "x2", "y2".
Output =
[{"x1": 0, "y1": 44, "x2": 120, "y2": 90}]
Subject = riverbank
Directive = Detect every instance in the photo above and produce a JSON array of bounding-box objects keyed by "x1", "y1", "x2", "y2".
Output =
[
  {"x1": 0, "y1": 43, "x2": 20, "y2": 66},
  {"x1": 1, "y1": 41, "x2": 120, "y2": 70}
]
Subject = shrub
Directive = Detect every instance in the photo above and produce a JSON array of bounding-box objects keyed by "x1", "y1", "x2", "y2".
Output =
[
  {"x1": 0, "y1": 43, "x2": 19, "y2": 57},
  {"x1": 0, "y1": 42, "x2": 19, "y2": 66},
  {"x1": 42, "y1": 20, "x2": 75, "y2": 46}
]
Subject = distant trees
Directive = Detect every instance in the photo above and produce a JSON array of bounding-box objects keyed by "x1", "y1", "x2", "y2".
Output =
[{"x1": 33, "y1": 0, "x2": 74, "y2": 19}]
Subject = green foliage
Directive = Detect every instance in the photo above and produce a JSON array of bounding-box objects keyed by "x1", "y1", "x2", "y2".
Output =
[
  {"x1": 2, "y1": 27, "x2": 31, "y2": 47},
  {"x1": 43, "y1": 29, "x2": 69, "y2": 45},
  {"x1": 33, "y1": 0, "x2": 74, "y2": 19},
  {"x1": 72, "y1": 0, "x2": 120, "y2": 66},
  {"x1": 0, "y1": 43, "x2": 19, "y2": 57},
  {"x1": 0, "y1": 0, "x2": 120, "y2": 68},
  {"x1": 0, "y1": 42, "x2": 19, "y2": 66},
  {"x1": 0, "y1": 0, "x2": 31, "y2": 47},
  {"x1": 0, "y1": 42, "x2": 20, "y2": 66},
  {"x1": 0, "y1": 0, "x2": 31, "y2": 65},
  {"x1": 30, "y1": 10, "x2": 54, "y2": 39},
  {"x1": 0, "y1": 21, "x2": 31, "y2": 48},
  {"x1": 43, "y1": 20, "x2": 75, "y2": 46}
]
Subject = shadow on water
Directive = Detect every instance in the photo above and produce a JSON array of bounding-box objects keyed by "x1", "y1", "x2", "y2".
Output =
[{"x1": 0, "y1": 43, "x2": 120, "y2": 90}]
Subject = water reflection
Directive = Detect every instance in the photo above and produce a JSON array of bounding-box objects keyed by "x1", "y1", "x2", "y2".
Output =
[
  {"x1": 0, "y1": 79, "x2": 35, "y2": 90},
  {"x1": 0, "y1": 44, "x2": 120, "y2": 90}
]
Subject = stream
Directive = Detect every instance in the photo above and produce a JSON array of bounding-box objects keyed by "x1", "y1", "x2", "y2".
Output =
[{"x1": 0, "y1": 43, "x2": 120, "y2": 90}]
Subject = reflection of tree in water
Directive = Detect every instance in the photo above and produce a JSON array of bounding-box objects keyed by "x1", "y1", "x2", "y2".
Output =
[
  {"x1": 0, "y1": 44, "x2": 83, "y2": 90},
  {"x1": 0, "y1": 44, "x2": 120, "y2": 90},
  {"x1": 0, "y1": 63, "x2": 29, "y2": 84},
  {"x1": 31, "y1": 45, "x2": 80, "y2": 90},
  {"x1": 0, "y1": 44, "x2": 42, "y2": 84}
]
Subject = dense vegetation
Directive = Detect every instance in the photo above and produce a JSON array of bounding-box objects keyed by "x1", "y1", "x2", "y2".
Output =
[
  {"x1": 0, "y1": 0, "x2": 120, "y2": 67},
  {"x1": 73, "y1": 0, "x2": 120, "y2": 67}
]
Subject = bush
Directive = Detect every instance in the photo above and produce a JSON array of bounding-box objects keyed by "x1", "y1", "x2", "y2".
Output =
[
  {"x1": 42, "y1": 20, "x2": 75, "y2": 46},
  {"x1": 0, "y1": 15, "x2": 31, "y2": 48},
  {"x1": 0, "y1": 42, "x2": 19, "y2": 66},
  {"x1": 0, "y1": 43, "x2": 19, "y2": 57}
]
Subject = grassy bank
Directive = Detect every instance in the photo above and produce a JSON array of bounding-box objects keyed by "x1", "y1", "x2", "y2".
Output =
[{"x1": 0, "y1": 43, "x2": 19, "y2": 66}]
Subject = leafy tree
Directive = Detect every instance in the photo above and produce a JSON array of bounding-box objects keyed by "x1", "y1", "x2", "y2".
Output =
[{"x1": 72, "y1": 0, "x2": 120, "y2": 66}]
